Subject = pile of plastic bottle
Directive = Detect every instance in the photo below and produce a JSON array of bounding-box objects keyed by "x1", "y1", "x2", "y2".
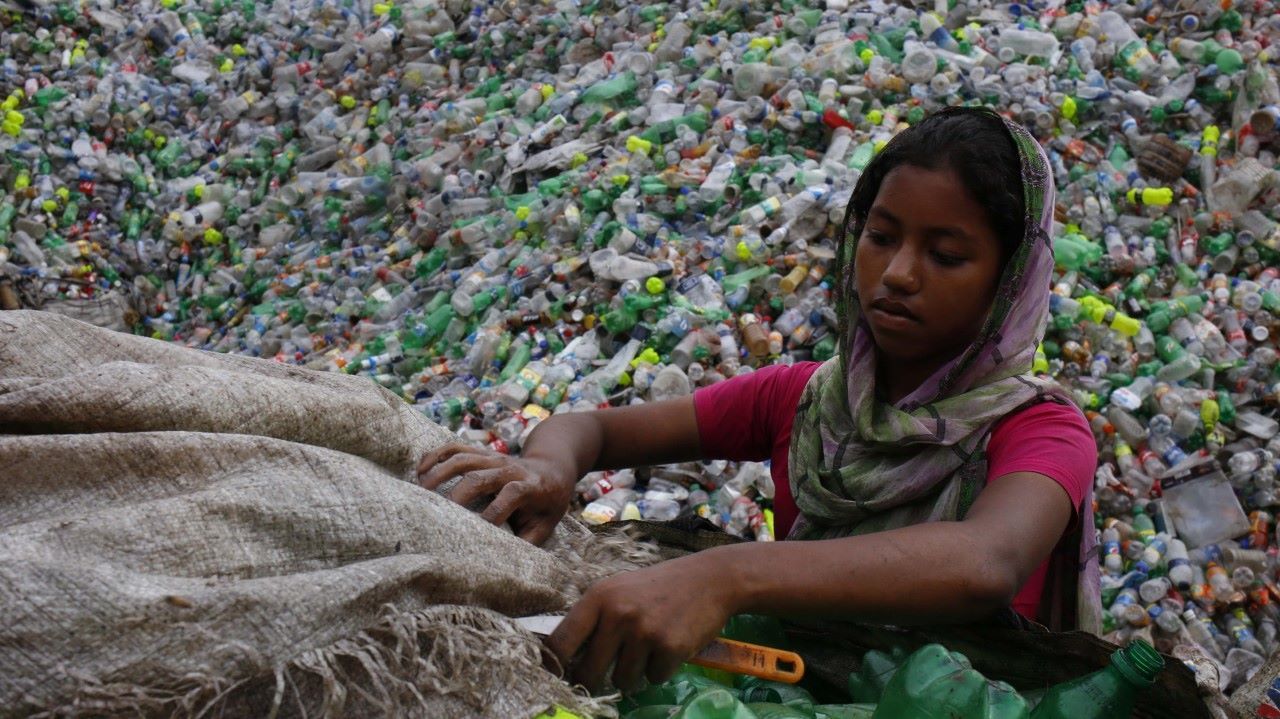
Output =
[
  {"x1": 2, "y1": 0, "x2": 1279, "y2": 695},
  {"x1": 617, "y1": 635, "x2": 1164, "y2": 718}
]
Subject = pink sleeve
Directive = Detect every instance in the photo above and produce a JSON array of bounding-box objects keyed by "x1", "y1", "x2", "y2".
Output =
[
  {"x1": 693, "y1": 362, "x2": 821, "y2": 462},
  {"x1": 986, "y1": 401, "x2": 1097, "y2": 513}
]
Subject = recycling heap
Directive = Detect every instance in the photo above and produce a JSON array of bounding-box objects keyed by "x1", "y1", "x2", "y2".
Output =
[{"x1": 2, "y1": 0, "x2": 1280, "y2": 694}]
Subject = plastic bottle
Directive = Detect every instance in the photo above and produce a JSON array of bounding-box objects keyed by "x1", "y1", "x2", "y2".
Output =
[
  {"x1": 871, "y1": 644, "x2": 1029, "y2": 719},
  {"x1": 576, "y1": 469, "x2": 637, "y2": 503},
  {"x1": 900, "y1": 42, "x2": 938, "y2": 85},
  {"x1": 1097, "y1": 12, "x2": 1159, "y2": 80},
  {"x1": 701, "y1": 156, "x2": 737, "y2": 203},
  {"x1": 1166, "y1": 538, "x2": 1193, "y2": 590},
  {"x1": 581, "y1": 489, "x2": 638, "y2": 526},
  {"x1": 998, "y1": 28, "x2": 1060, "y2": 60},
  {"x1": 1184, "y1": 608, "x2": 1227, "y2": 661},
  {"x1": 1028, "y1": 640, "x2": 1164, "y2": 718}
]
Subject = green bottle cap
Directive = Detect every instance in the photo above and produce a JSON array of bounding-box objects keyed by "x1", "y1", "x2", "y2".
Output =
[{"x1": 1111, "y1": 640, "x2": 1164, "y2": 687}]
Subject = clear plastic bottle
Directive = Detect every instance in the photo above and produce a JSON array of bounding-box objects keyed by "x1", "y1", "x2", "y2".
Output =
[
  {"x1": 1166, "y1": 538, "x2": 1194, "y2": 590},
  {"x1": 1183, "y1": 608, "x2": 1227, "y2": 661},
  {"x1": 900, "y1": 41, "x2": 938, "y2": 85},
  {"x1": 581, "y1": 488, "x2": 638, "y2": 525},
  {"x1": 699, "y1": 156, "x2": 736, "y2": 202},
  {"x1": 998, "y1": 28, "x2": 1060, "y2": 59},
  {"x1": 1110, "y1": 376, "x2": 1155, "y2": 412},
  {"x1": 1229, "y1": 449, "x2": 1274, "y2": 477}
]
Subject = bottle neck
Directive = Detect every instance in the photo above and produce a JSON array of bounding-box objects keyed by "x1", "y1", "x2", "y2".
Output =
[{"x1": 1110, "y1": 641, "x2": 1164, "y2": 687}]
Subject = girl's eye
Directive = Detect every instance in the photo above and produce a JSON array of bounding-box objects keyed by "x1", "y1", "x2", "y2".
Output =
[
  {"x1": 865, "y1": 231, "x2": 893, "y2": 246},
  {"x1": 932, "y1": 251, "x2": 965, "y2": 267}
]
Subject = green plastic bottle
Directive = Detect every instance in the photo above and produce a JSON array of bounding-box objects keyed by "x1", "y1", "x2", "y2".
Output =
[
  {"x1": 675, "y1": 688, "x2": 757, "y2": 719},
  {"x1": 847, "y1": 142, "x2": 876, "y2": 171},
  {"x1": 847, "y1": 647, "x2": 909, "y2": 703},
  {"x1": 721, "y1": 266, "x2": 773, "y2": 296},
  {"x1": 746, "y1": 704, "x2": 812, "y2": 719},
  {"x1": 1052, "y1": 234, "x2": 1102, "y2": 272},
  {"x1": 1144, "y1": 294, "x2": 1205, "y2": 333},
  {"x1": 580, "y1": 72, "x2": 638, "y2": 105},
  {"x1": 735, "y1": 676, "x2": 813, "y2": 708},
  {"x1": 871, "y1": 645, "x2": 1029, "y2": 719},
  {"x1": 0, "y1": 202, "x2": 15, "y2": 242},
  {"x1": 623, "y1": 707, "x2": 682, "y2": 719},
  {"x1": 621, "y1": 670, "x2": 724, "y2": 714},
  {"x1": 815, "y1": 707, "x2": 876, "y2": 719},
  {"x1": 1028, "y1": 640, "x2": 1164, "y2": 719}
]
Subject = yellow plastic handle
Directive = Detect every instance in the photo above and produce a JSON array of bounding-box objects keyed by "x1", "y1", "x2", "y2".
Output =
[{"x1": 691, "y1": 637, "x2": 806, "y2": 684}]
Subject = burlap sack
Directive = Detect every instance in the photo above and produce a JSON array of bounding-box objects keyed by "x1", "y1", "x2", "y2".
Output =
[
  {"x1": 1228, "y1": 651, "x2": 1280, "y2": 718},
  {"x1": 0, "y1": 310, "x2": 643, "y2": 718},
  {"x1": 34, "y1": 290, "x2": 138, "y2": 333}
]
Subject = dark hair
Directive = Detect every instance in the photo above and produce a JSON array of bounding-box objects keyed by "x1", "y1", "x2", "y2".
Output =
[{"x1": 841, "y1": 107, "x2": 1026, "y2": 267}]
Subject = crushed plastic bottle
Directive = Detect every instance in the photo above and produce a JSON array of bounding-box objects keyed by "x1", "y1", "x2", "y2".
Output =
[
  {"x1": 872, "y1": 644, "x2": 1030, "y2": 719},
  {"x1": 2, "y1": 0, "x2": 1279, "y2": 694},
  {"x1": 626, "y1": 639, "x2": 1163, "y2": 719}
]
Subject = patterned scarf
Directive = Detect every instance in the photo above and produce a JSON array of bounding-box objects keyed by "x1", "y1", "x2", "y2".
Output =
[{"x1": 788, "y1": 109, "x2": 1102, "y2": 634}]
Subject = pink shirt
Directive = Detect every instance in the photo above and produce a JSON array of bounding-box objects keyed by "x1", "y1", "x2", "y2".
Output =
[{"x1": 693, "y1": 361, "x2": 1095, "y2": 622}]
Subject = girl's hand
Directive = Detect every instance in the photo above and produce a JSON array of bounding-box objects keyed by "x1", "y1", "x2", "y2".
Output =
[
  {"x1": 417, "y1": 442, "x2": 576, "y2": 545},
  {"x1": 546, "y1": 552, "x2": 742, "y2": 694},
  {"x1": 417, "y1": 399, "x2": 702, "y2": 547}
]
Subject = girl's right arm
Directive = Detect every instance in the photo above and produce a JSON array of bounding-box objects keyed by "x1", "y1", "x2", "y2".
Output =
[{"x1": 416, "y1": 396, "x2": 702, "y2": 545}]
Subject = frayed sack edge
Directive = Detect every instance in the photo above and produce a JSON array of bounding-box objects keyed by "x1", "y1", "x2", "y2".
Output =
[
  {"x1": 20, "y1": 520, "x2": 659, "y2": 719},
  {"x1": 546, "y1": 517, "x2": 665, "y2": 597},
  {"x1": 23, "y1": 605, "x2": 618, "y2": 719}
]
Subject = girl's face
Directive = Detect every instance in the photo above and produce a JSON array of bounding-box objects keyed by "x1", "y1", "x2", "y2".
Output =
[{"x1": 854, "y1": 164, "x2": 1009, "y2": 372}]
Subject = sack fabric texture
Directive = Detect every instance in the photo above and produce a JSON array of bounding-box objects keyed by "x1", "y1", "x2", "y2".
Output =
[{"x1": 0, "y1": 310, "x2": 649, "y2": 718}]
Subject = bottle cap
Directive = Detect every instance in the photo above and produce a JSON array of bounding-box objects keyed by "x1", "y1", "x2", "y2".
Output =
[{"x1": 1110, "y1": 640, "x2": 1164, "y2": 687}]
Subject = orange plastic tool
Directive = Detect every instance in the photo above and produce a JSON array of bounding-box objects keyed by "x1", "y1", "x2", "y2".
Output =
[
  {"x1": 693, "y1": 636, "x2": 805, "y2": 684},
  {"x1": 514, "y1": 615, "x2": 806, "y2": 684}
]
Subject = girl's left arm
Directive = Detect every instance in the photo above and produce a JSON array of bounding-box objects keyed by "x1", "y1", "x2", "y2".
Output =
[{"x1": 548, "y1": 471, "x2": 1072, "y2": 693}]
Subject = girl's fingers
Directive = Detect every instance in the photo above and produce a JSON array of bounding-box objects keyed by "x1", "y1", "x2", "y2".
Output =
[
  {"x1": 516, "y1": 517, "x2": 558, "y2": 546},
  {"x1": 417, "y1": 453, "x2": 504, "y2": 491},
  {"x1": 479, "y1": 481, "x2": 534, "y2": 527},
  {"x1": 572, "y1": 623, "x2": 624, "y2": 694},
  {"x1": 547, "y1": 597, "x2": 600, "y2": 683},
  {"x1": 416, "y1": 443, "x2": 485, "y2": 477},
  {"x1": 645, "y1": 651, "x2": 686, "y2": 686},
  {"x1": 611, "y1": 640, "x2": 650, "y2": 694},
  {"x1": 445, "y1": 467, "x2": 512, "y2": 507}
]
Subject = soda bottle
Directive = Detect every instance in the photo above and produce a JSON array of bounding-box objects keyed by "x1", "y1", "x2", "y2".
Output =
[
  {"x1": 1028, "y1": 640, "x2": 1164, "y2": 719},
  {"x1": 871, "y1": 644, "x2": 1029, "y2": 719},
  {"x1": 674, "y1": 688, "x2": 756, "y2": 719},
  {"x1": 1180, "y1": 606, "x2": 1226, "y2": 660},
  {"x1": 581, "y1": 488, "x2": 638, "y2": 525},
  {"x1": 1166, "y1": 538, "x2": 1194, "y2": 590}
]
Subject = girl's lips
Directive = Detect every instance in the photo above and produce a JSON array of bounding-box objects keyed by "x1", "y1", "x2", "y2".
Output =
[
  {"x1": 869, "y1": 307, "x2": 920, "y2": 332},
  {"x1": 870, "y1": 298, "x2": 919, "y2": 319}
]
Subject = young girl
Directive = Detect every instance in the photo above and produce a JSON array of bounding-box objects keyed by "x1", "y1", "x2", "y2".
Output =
[{"x1": 417, "y1": 107, "x2": 1101, "y2": 693}]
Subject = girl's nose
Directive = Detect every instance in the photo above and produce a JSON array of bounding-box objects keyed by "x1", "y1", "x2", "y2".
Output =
[{"x1": 881, "y1": 246, "x2": 920, "y2": 294}]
